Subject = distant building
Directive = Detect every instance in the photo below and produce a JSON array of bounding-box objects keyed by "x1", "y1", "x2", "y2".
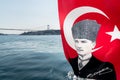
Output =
[{"x1": 47, "y1": 25, "x2": 50, "y2": 30}]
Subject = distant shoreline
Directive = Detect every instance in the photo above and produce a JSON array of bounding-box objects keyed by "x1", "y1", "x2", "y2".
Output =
[
  {"x1": 0, "y1": 33, "x2": 7, "y2": 35},
  {"x1": 0, "y1": 30, "x2": 61, "y2": 35},
  {"x1": 20, "y1": 30, "x2": 60, "y2": 35}
]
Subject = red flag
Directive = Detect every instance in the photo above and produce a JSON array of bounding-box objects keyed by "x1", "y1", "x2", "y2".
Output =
[{"x1": 58, "y1": 0, "x2": 120, "y2": 80}]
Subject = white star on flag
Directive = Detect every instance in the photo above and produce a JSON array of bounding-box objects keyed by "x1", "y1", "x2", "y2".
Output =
[{"x1": 106, "y1": 25, "x2": 120, "y2": 42}]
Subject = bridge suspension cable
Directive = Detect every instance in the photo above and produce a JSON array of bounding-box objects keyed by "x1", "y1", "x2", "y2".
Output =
[
  {"x1": 0, "y1": 28, "x2": 35, "y2": 31},
  {"x1": 0, "y1": 25, "x2": 59, "y2": 31}
]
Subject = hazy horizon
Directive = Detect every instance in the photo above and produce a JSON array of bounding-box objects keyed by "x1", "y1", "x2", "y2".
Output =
[{"x1": 0, "y1": 0, "x2": 60, "y2": 34}]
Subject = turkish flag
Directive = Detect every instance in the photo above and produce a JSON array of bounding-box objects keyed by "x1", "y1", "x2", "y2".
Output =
[{"x1": 58, "y1": 0, "x2": 120, "y2": 80}]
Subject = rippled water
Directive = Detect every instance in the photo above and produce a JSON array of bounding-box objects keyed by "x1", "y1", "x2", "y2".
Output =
[{"x1": 0, "y1": 35, "x2": 71, "y2": 80}]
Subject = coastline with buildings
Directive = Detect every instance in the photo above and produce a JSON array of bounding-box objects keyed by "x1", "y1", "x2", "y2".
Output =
[
  {"x1": 0, "y1": 25, "x2": 60, "y2": 35},
  {"x1": 20, "y1": 30, "x2": 60, "y2": 35},
  {"x1": 0, "y1": 30, "x2": 60, "y2": 35}
]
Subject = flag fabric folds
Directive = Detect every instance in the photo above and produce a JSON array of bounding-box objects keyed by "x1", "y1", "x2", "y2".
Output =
[{"x1": 58, "y1": 0, "x2": 120, "y2": 80}]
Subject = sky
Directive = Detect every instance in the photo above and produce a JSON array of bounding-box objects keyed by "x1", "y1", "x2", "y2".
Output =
[{"x1": 0, "y1": 0, "x2": 59, "y2": 34}]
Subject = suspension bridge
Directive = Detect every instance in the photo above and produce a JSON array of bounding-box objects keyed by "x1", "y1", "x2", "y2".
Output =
[{"x1": 0, "y1": 25, "x2": 57, "y2": 32}]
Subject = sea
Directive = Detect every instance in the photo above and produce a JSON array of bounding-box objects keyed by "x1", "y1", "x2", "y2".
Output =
[{"x1": 0, "y1": 35, "x2": 72, "y2": 80}]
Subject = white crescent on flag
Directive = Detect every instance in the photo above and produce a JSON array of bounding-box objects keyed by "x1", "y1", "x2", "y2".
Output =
[{"x1": 63, "y1": 6, "x2": 110, "y2": 50}]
